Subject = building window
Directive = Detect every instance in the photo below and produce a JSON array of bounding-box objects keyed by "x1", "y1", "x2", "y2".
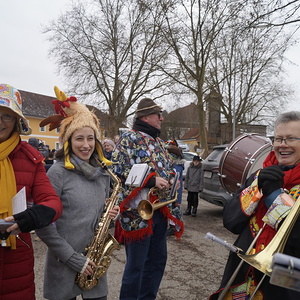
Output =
[
  {"x1": 40, "y1": 126, "x2": 46, "y2": 132},
  {"x1": 55, "y1": 142, "x2": 60, "y2": 150}
]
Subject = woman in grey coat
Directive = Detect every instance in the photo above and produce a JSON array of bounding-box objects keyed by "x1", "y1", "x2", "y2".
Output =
[
  {"x1": 36, "y1": 87, "x2": 119, "y2": 300},
  {"x1": 183, "y1": 155, "x2": 203, "y2": 217}
]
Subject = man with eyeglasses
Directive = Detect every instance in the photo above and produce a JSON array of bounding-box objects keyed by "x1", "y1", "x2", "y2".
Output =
[
  {"x1": 112, "y1": 97, "x2": 184, "y2": 300},
  {"x1": 210, "y1": 111, "x2": 300, "y2": 300}
]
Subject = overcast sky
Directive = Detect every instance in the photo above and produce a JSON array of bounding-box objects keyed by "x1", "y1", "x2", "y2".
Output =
[
  {"x1": 1, "y1": 0, "x2": 69, "y2": 97},
  {"x1": 1, "y1": 1, "x2": 300, "y2": 111}
]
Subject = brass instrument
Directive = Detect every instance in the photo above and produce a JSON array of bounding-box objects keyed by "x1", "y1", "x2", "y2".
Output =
[
  {"x1": 218, "y1": 194, "x2": 300, "y2": 300},
  {"x1": 76, "y1": 160, "x2": 121, "y2": 290},
  {"x1": 137, "y1": 187, "x2": 178, "y2": 220}
]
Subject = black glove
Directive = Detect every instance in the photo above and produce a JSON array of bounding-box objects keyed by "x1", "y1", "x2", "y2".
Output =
[
  {"x1": 13, "y1": 205, "x2": 56, "y2": 233},
  {"x1": 258, "y1": 165, "x2": 285, "y2": 196}
]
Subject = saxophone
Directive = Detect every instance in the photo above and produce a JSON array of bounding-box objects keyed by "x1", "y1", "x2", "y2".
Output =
[{"x1": 76, "y1": 159, "x2": 121, "y2": 290}]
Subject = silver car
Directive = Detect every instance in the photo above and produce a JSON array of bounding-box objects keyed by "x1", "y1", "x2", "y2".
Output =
[
  {"x1": 182, "y1": 151, "x2": 198, "y2": 179},
  {"x1": 199, "y1": 144, "x2": 232, "y2": 206}
]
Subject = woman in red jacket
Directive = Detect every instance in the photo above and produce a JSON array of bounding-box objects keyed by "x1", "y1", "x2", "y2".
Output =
[{"x1": 0, "y1": 83, "x2": 63, "y2": 300}]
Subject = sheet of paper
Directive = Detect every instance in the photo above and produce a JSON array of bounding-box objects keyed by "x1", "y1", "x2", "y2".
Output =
[
  {"x1": 125, "y1": 164, "x2": 150, "y2": 187},
  {"x1": 12, "y1": 187, "x2": 27, "y2": 215}
]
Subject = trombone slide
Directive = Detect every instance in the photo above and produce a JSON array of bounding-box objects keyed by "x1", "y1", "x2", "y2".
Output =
[{"x1": 205, "y1": 232, "x2": 243, "y2": 253}]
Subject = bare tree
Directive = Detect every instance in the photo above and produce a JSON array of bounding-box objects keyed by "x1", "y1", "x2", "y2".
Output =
[
  {"x1": 159, "y1": 0, "x2": 245, "y2": 156},
  {"x1": 159, "y1": 0, "x2": 295, "y2": 154},
  {"x1": 44, "y1": 0, "x2": 172, "y2": 136},
  {"x1": 208, "y1": 8, "x2": 294, "y2": 140},
  {"x1": 248, "y1": 0, "x2": 300, "y2": 28}
]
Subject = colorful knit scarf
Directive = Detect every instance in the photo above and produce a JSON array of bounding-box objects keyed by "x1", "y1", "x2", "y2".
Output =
[{"x1": 0, "y1": 132, "x2": 20, "y2": 249}]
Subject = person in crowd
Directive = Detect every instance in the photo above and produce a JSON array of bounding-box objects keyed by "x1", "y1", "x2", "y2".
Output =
[
  {"x1": 111, "y1": 97, "x2": 184, "y2": 300},
  {"x1": 183, "y1": 155, "x2": 203, "y2": 217},
  {"x1": 0, "y1": 83, "x2": 63, "y2": 299},
  {"x1": 102, "y1": 138, "x2": 116, "y2": 160},
  {"x1": 166, "y1": 140, "x2": 185, "y2": 205},
  {"x1": 102, "y1": 138, "x2": 122, "y2": 242},
  {"x1": 44, "y1": 150, "x2": 55, "y2": 172},
  {"x1": 28, "y1": 137, "x2": 50, "y2": 159},
  {"x1": 38, "y1": 141, "x2": 50, "y2": 158},
  {"x1": 35, "y1": 86, "x2": 120, "y2": 300},
  {"x1": 210, "y1": 111, "x2": 300, "y2": 299},
  {"x1": 166, "y1": 141, "x2": 185, "y2": 236},
  {"x1": 114, "y1": 134, "x2": 120, "y2": 144},
  {"x1": 28, "y1": 137, "x2": 39, "y2": 150}
]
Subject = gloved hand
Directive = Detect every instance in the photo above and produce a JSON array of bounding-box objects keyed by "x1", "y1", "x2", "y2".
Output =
[
  {"x1": 258, "y1": 165, "x2": 285, "y2": 196},
  {"x1": 13, "y1": 205, "x2": 55, "y2": 233}
]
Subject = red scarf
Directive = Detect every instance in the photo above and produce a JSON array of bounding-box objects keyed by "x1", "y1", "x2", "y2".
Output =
[{"x1": 254, "y1": 151, "x2": 300, "y2": 251}]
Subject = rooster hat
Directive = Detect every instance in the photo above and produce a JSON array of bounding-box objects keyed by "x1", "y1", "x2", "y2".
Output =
[{"x1": 40, "y1": 86, "x2": 111, "y2": 169}]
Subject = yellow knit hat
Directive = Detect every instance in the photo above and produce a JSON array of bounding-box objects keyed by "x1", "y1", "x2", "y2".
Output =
[{"x1": 40, "y1": 86, "x2": 111, "y2": 168}]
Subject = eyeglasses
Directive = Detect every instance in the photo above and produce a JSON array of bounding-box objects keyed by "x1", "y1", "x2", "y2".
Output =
[
  {"x1": 0, "y1": 113, "x2": 16, "y2": 123},
  {"x1": 157, "y1": 111, "x2": 163, "y2": 118},
  {"x1": 273, "y1": 137, "x2": 300, "y2": 145}
]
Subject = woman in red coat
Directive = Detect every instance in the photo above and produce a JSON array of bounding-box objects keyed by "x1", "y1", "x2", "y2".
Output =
[{"x1": 0, "y1": 83, "x2": 63, "y2": 300}]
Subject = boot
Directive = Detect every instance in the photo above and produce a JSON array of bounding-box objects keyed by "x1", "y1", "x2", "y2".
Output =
[
  {"x1": 183, "y1": 200, "x2": 192, "y2": 215},
  {"x1": 191, "y1": 198, "x2": 199, "y2": 217},
  {"x1": 191, "y1": 207, "x2": 197, "y2": 217},
  {"x1": 184, "y1": 195, "x2": 192, "y2": 215}
]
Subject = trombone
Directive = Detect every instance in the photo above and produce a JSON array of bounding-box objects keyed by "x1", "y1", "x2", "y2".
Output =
[{"x1": 209, "y1": 194, "x2": 300, "y2": 300}]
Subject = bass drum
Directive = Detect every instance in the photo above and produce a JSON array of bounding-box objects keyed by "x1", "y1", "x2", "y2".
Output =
[{"x1": 219, "y1": 133, "x2": 272, "y2": 194}]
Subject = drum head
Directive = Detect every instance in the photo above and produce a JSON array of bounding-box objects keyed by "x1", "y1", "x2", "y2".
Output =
[{"x1": 219, "y1": 133, "x2": 272, "y2": 194}]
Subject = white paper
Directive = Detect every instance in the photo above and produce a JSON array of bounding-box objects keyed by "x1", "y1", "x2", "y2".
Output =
[
  {"x1": 125, "y1": 164, "x2": 151, "y2": 187},
  {"x1": 12, "y1": 187, "x2": 27, "y2": 215}
]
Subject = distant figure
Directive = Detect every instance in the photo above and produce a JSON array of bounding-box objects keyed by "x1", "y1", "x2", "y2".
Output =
[
  {"x1": 184, "y1": 155, "x2": 203, "y2": 217},
  {"x1": 166, "y1": 142, "x2": 184, "y2": 236},
  {"x1": 44, "y1": 151, "x2": 55, "y2": 172},
  {"x1": 114, "y1": 134, "x2": 120, "y2": 144},
  {"x1": 38, "y1": 142, "x2": 50, "y2": 158},
  {"x1": 28, "y1": 138, "x2": 50, "y2": 159},
  {"x1": 28, "y1": 137, "x2": 39, "y2": 150},
  {"x1": 167, "y1": 142, "x2": 184, "y2": 204},
  {"x1": 103, "y1": 138, "x2": 116, "y2": 160}
]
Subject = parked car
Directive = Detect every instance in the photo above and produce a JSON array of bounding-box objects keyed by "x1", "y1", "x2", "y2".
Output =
[
  {"x1": 200, "y1": 144, "x2": 232, "y2": 207},
  {"x1": 177, "y1": 140, "x2": 190, "y2": 152},
  {"x1": 182, "y1": 151, "x2": 198, "y2": 179}
]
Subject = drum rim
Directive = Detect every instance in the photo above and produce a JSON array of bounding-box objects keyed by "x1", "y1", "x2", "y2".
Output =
[{"x1": 219, "y1": 133, "x2": 272, "y2": 194}]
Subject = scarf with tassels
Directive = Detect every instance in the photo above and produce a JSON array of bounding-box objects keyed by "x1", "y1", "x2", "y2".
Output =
[
  {"x1": 120, "y1": 172, "x2": 184, "y2": 242},
  {"x1": 0, "y1": 132, "x2": 20, "y2": 249}
]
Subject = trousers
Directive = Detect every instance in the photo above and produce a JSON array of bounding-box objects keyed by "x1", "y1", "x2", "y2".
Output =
[{"x1": 119, "y1": 210, "x2": 168, "y2": 300}]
